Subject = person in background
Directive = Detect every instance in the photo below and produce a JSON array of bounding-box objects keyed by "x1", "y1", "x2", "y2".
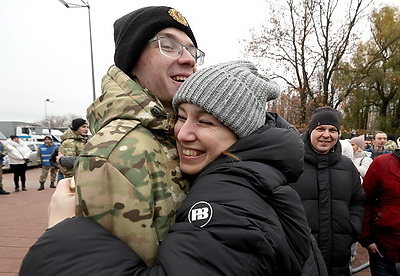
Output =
[
  {"x1": 384, "y1": 140, "x2": 398, "y2": 152},
  {"x1": 5, "y1": 135, "x2": 32, "y2": 192},
  {"x1": 20, "y1": 60, "x2": 328, "y2": 275},
  {"x1": 366, "y1": 131, "x2": 390, "y2": 159},
  {"x1": 350, "y1": 135, "x2": 373, "y2": 179},
  {"x1": 0, "y1": 141, "x2": 10, "y2": 194},
  {"x1": 349, "y1": 129, "x2": 357, "y2": 139},
  {"x1": 49, "y1": 146, "x2": 64, "y2": 183},
  {"x1": 58, "y1": 118, "x2": 89, "y2": 178},
  {"x1": 364, "y1": 135, "x2": 372, "y2": 150},
  {"x1": 339, "y1": 139, "x2": 354, "y2": 160},
  {"x1": 387, "y1": 133, "x2": 396, "y2": 143},
  {"x1": 290, "y1": 106, "x2": 365, "y2": 276},
  {"x1": 359, "y1": 144, "x2": 400, "y2": 276},
  {"x1": 348, "y1": 135, "x2": 373, "y2": 263},
  {"x1": 37, "y1": 136, "x2": 58, "y2": 191}
]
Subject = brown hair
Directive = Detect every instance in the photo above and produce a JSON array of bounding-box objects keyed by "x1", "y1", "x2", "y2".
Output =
[
  {"x1": 372, "y1": 130, "x2": 386, "y2": 139},
  {"x1": 222, "y1": 151, "x2": 241, "y2": 162}
]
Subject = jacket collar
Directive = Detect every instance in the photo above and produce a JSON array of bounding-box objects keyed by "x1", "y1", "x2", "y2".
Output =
[{"x1": 87, "y1": 65, "x2": 176, "y2": 137}]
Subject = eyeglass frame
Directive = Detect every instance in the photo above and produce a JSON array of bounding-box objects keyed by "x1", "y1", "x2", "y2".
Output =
[{"x1": 148, "y1": 36, "x2": 205, "y2": 66}]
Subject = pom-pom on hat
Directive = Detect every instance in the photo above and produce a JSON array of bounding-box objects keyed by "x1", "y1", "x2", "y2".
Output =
[
  {"x1": 113, "y1": 6, "x2": 197, "y2": 77},
  {"x1": 71, "y1": 118, "x2": 87, "y2": 132},
  {"x1": 172, "y1": 60, "x2": 280, "y2": 138},
  {"x1": 308, "y1": 106, "x2": 341, "y2": 132},
  {"x1": 350, "y1": 135, "x2": 365, "y2": 151}
]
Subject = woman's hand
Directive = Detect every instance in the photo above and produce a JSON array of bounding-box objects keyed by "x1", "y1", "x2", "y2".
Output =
[
  {"x1": 366, "y1": 243, "x2": 384, "y2": 257},
  {"x1": 48, "y1": 178, "x2": 76, "y2": 228}
]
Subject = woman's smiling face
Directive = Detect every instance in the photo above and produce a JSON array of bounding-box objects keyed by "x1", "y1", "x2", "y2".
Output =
[{"x1": 174, "y1": 103, "x2": 238, "y2": 175}]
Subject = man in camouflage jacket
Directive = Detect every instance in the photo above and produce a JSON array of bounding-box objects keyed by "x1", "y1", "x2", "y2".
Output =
[
  {"x1": 75, "y1": 66, "x2": 190, "y2": 266},
  {"x1": 74, "y1": 6, "x2": 201, "y2": 267},
  {"x1": 59, "y1": 118, "x2": 89, "y2": 178}
]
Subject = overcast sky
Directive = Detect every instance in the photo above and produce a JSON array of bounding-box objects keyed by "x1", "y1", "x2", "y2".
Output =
[{"x1": 1, "y1": 0, "x2": 399, "y2": 123}]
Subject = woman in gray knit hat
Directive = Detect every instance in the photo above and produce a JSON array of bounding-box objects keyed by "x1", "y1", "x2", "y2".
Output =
[
  {"x1": 22, "y1": 61, "x2": 327, "y2": 275},
  {"x1": 154, "y1": 60, "x2": 327, "y2": 275}
]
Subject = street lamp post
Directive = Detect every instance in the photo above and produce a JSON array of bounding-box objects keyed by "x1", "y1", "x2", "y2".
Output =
[
  {"x1": 58, "y1": 0, "x2": 96, "y2": 101},
  {"x1": 44, "y1": 99, "x2": 54, "y2": 128}
]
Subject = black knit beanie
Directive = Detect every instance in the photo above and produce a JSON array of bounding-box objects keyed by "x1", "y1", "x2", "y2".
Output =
[
  {"x1": 113, "y1": 6, "x2": 198, "y2": 77},
  {"x1": 71, "y1": 118, "x2": 87, "y2": 131},
  {"x1": 308, "y1": 106, "x2": 341, "y2": 132}
]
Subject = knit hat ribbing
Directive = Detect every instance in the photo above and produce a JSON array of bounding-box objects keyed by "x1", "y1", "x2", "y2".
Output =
[
  {"x1": 350, "y1": 135, "x2": 365, "y2": 151},
  {"x1": 308, "y1": 106, "x2": 341, "y2": 132},
  {"x1": 113, "y1": 6, "x2": 197, "y2": 77},
  {"x1": 172, "y1": 60, "x2": 280, "y2": 138}
]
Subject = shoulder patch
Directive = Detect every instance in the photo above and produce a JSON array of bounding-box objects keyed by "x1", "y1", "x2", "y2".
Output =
[{"x1": 188, "y1": 201, "x2": 213, "y2": 227}]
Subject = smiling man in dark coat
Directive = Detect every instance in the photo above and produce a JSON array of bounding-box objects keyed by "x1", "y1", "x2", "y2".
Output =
[{"x1": 290, "y1": 106, "x2": 365, "y2": 276}]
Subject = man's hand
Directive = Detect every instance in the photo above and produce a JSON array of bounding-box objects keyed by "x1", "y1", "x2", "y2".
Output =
[
  {"x1": 48, "y1": 178, "x2": 76, "y2": 228},
  {"x1": 366, "y1": 243, "x2": 384, "y2": 257},
  {"x1": 56, "y1": 152, "x2": 64, "y2": 165}
]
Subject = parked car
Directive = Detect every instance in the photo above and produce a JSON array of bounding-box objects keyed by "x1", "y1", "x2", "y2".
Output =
[{"x1": 2, "y1": 142, "x2": 41, "y2": 171}]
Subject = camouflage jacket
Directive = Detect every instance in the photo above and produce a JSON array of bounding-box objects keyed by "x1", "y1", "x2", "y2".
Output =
[
  {"x1": 75, "y1": 65, "x2": 189, "y2": 267},
  {"x1": 59, "y1": 128, "x2": 88, "y2": 177}
]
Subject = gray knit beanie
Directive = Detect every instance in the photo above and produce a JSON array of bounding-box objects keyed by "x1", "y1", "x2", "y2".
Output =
[{"x1": 172, "y1": 60, "x2": 280, "y2": 138}]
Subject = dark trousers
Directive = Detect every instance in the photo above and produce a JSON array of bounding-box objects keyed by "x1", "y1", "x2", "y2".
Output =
[
  {"x1": 369, "y1": 252, "x2": 400, "y2": 276},
  {"x1": 10, "y1": 163, "x2": 27, "y2": 188}
]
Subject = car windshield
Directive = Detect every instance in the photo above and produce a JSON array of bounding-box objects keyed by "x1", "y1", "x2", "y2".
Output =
[
  {"x1": 31, "y1": 128, "x2": 50, "y2": 135},
  {"x1": 27, "y1": 144, "x2": 37, "y2": 151}
]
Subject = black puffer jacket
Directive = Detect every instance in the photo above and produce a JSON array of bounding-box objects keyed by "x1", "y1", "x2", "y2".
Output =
[
  {"x1": 290, "y1": 133, "x2": 365, "y2": 276},
  {"x1": 146, "y1": 113, "x2": 327, "y2": 275},
  {"x1": 21, "y1": 113, "x2": 327, "y2": 276}
]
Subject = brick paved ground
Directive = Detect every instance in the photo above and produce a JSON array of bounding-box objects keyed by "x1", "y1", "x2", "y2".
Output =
[
  {"x1": 0, "y1": 167, "x2": 53, "y2": 275},
  {"x1": 0, "y1": 167, "x2": 372, "y2": 275},
  {"x1": 352, "y1": 244, "x2": 371, "y2": 275}
]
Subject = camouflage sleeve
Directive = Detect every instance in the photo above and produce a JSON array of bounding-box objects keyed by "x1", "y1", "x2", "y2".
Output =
[
  {"x1": 73, "y1": 121, "x2": 188, "y2": 267},
  {"x1": 75, "y1": 156, "x2": 160, "y2": 267},
  {"x1": 59, "y1": 140, "x2": 78, "y2": 157},
  {"x1": 75, "y1": 122, "x2": 170, "y2": 266},
  {"x1": 59, "y1": 140, "x2": 78, "y2": 177},
  {"x1": 0, "y1": 142, "x2": 8, "y2": 156}
]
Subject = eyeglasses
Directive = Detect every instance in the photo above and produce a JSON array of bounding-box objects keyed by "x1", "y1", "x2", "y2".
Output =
[{"x1": 148, "y1": 36, "x2": 205, "y2": 66}]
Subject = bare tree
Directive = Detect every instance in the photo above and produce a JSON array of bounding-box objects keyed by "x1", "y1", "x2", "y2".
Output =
[
  {"x1": 35, "y1": 114, "x2": 82, "y2": 129},
  {"x1": 244, "y1": 0, "x2": 371, "y2": 126}
]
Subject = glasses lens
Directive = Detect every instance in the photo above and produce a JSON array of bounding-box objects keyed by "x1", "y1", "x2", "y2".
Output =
[
  {"x1": 156, "y1": 37, "x2": 205, "y2": 65},
  {"x1": 196, "y1": 50, "x2": 205, "y2": 65},
  {"x1": 158, "y1": 37, "x2": 181, "y2": 59}
]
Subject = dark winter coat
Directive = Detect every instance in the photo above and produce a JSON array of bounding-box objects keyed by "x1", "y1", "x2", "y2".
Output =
[
  {"x1": 290, "y1": 132, "x2": 365, "y2": 276},
  {"x1": 20, "y1": 113, "x2": 328, "y2": 276}
]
